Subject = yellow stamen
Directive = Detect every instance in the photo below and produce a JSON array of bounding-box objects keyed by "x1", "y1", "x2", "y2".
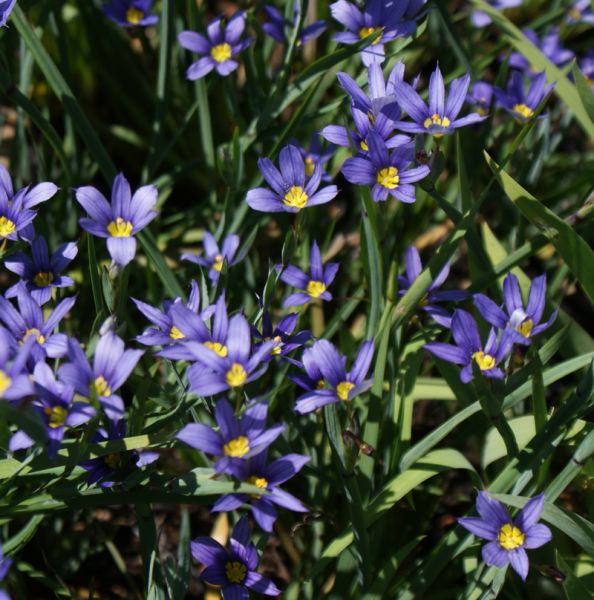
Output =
[
  {"x1": 223, "y1": 436, "x2": 250, "y2": 458},
  {"x1": 0, "y1": 216, "x2": 16, "y2": 238},
  {"x1": 271, "y1": 335, "x2": 283, "y2": 355},
  {"x1": 224, "y1": 561, "x2": 247, "y2": 584},
  {"x1": 126, "y1": 7, "x2": 144, "y2": 24},
  {"x1": 225, "y1": 363, "x2": 247, "y2": 388},
  {"x1": 316, "y1": 379, "x2": 325, "y2": 390},
  {"x1": 44, "y1": 405, "x2": 68, "y2": 428},
  {"x1": 568, "y1": 8, "x2": 582, "y2": 20},
  {"x1": 33, "y1": 272, "x2": 54, "y2": 288},
  {"x1": 498, "y1": 523, "x2": 525, "y2": 550},
  {"x1": 513, "y1": 103, "x2": 533, "y2": 120},
  {"x1": 423, "y1": 113, "x2": 451, "y2": 132},
  {"x1": 204, "y1": 341, "x2": 228, "y2": 357},
  {"x1": 23, "y1": 328, "x2": 45, "y2": 345},
  {"x1": 247, "y1": 475, "x2": 268, "y2": 489},
  {"x1": 336, "y1": 381, "x2": 354, "y2": 401},
  {"x1": 360, "y1": 140, "x2": 369, "y2": 152},
  {"x1": 169, "y1": 326, "x2": 185, "y2": 340},
  {"x1": 94, "y1": 375, "x2": 112, "y2": 397},
  {"x1": 516, "y1": 319, "x2": 533, "y2": 339},
  {"x1": 282, "y1": 185, "x2": 308, "y2": 209},
  {"x1": 0, "y1": 370, "x2": 12, "y2": 397},
  {"x1": 358, "y1": 26, "x2": 382, "y2": 45},
  {"x1": 376, "y1": 166, "x2": 400, "y2": 189},
  {"x1": 472, "y1": 351, "x2": 496, "y2": 371},
  {"x1": 306, "y1": 280, "x2": 326, "y2": 298},
  {"x1": 304, "y1": 156, "x2": 315, "y2": 177},
  {"x1": 212, "y1": 254, "x2": 224, "y2": 272},
  {"x1": 210, "y1": 43, "x2": 232, "y2": 63},
  {"x1": 107, "y1": 217, "x2": 133, "y2": 238}
]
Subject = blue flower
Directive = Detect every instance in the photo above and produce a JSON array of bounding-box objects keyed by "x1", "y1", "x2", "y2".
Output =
[
  {"x1": 493, "y1": 71, "x2": 554, "y2": 122},
  {"x1": 263, "y1": 2, "x2": 326, "y2": 45},
  {"x1": 103, "y1": 0, "x2": 158, "y2": 27},
  {"x1": 181, "y1": 232, "x2": 241, "y2": 282}
]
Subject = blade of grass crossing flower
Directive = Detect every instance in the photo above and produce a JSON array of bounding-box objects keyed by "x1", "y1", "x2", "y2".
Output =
[{"x1": 572, "y1": 63, "x2": 594, "y2": 125}]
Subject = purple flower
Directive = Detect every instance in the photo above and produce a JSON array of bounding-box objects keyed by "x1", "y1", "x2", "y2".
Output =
[
  {"x1": 0, "y1": 541, "x2": 12, "y2": 600},
  {"x1": 212, "y1": 450, "x2": 309, "y2": 532},
  {"x1": 341, "y1": 130, "x2": 429, "y2": 203},
  {"x1": 181, "y1": 232, "x2": 241, "y2": 282},
  {"x1": 76, "y1": 173, "x2": 158, "y2": 267},
  {"x1": 466, "y1": 81, "x2": 494, "y2": 116},
  {"x1": 330, "y1": 0, "x2": 421, "y2": 66},
  {"x1": 102, "y1": 0, "x2": 158, "y2": 27},
  {"x1": 175, "y1": 314, "x2": 275, "y2": 396},
  {"x1": 0, "y1": 0, "x2": 16, "y2": 27},
  {"x1": 9, "y1": 362, "x2": 96, "y2": 458},
  {"x1": 474, "y1": 273, "x2": 557, "y2": 346},
  {"x1": 0, "y1": 328, "x2": 35, "y2": 402},
  {"x1": 0, "y1": 164, "x2": 58, "y2": 244},
  {"x1": 425, "y1": 309, "x2": 514, "y2": 383},
  {"x1": 277, "y1": 240, "x2": 338, "y2": 307},
  {"x1": 566, "y1": 0, "x2": 594, "y2": 25},
  {"x1": 191, "y1": 516, "x2": 281, "y2": 598},
  {"x1": 252, "y1": 311, "x2": 311, "y2": 363},
  {"x1": 59, "y1": 331, "x2": 143, "y2": 421},
  {"x1": 458, "y1": 492, "x2": 552, "y2": 581},
  {"x1": 508, "y1": 28, "x2": 574, "y2": 76},
  {"x1": 493, "y1": 71, "x2": 554, "y2": 123},
  {"x1": 246, "y1": 145, "x2": 338, "y2": 213},
  {"x1": 80, "y1": 421, "x2": 158, "y2": 487},
  {"x1": 178, "y1": 11, "x2": 251, "y2": 80},
  {"x1": 393, "y1": 64, "x2": 486, "y2": 136},
  {"x1": 398, "y1": 246, "x2": 468, "y2": 327},
  {"x1": 470, "y1": 0, "x2": 522, "y2": 28},
  {"x1": 4, "y1": 236, "x2": 77, "y2": 305},
  {"x1": 177, "y1": 398, "x2": 285, "y2": 475},
  {"x1": 293, "y1": 339, "x2": 374, "y2": 414},
  {"x1": 295, "y1": 135, "x2": 335, "y2": 182},
  {"x1": 578, "y1": 50, "x2": 594, "y2": 88},
  {"x1": 263, "y1": 3, "x2": 326, "y2": 45},
  {"x1": 0, "y1": 284, "x2": 76, "y2": 363}
]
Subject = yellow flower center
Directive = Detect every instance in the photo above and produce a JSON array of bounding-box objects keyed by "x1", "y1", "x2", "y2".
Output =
[
  {"x1": 0, "y1": 216, "x2": 16, "y2": 238},
  {"x1": 0, "y1": 370, "x2": 12, "y2": 398},
  {"x1": 568, "y1": 7, "x2": 582, "y2": 20},
  {"x1": 304, "y1": 156, "x2": 315, "y2": 177},
  {"x1": 360, "y1": 139, "x2": 369, "y2": 152},
  {"x1": 472, "y1": 351, "x2": 496, "y2": 371},
  {"x1": 204, "y1": 341, "x2": 228, "y2": 357},
  {"x1": 282, "y1": 185, "x2": 308, "y2": 209},
  {"x1": 316, "y1": 379, "x2": 326, "y2": 390},
  {"x1": 224, "y1": 561, "x2": 247, "y2": 584},
  {"x1": 105, "y1": 453, "x2": 120, "y2": 469},
  {"x1": 513, "y1": 103, "x2": 533, "y2": 119},
  {"x1": 376, "y1": 166, "x2": 400, "y2": 189},
  {"x1": 247, "y1": 475, "x2": 268, "y2": 489},
  {"x1": 126, "y1": 7, "x2": 144, "y2": 24},
  {"x1": 33, "y1": 271, "x2": 54, "y2": 288},
  {"x1": 44, "y1": 405, "x2": 68, "y2": 428},
  {"x1": 359, "y1": 26, "x2": 382, "y2": 45},
  {"x1": 23, "y1": 328, "x2": 45, "y2": 345},
  {"x1": 169, "y1": 326, "x2": 185, "y2": 340},
  {"x1": 516, "y1": 319, "x2": 533, "y2": 339},
  {"x1": 306, "y1": 280, "x2": 327, "y2": 298},
  {"x1": 270, "y1": 335, "x2": 283, "y2": 355},
  {"x1": 498, "y1": 523, "x2": 525, "y2": 550},
  {"x1": 212, "y1": 254, "x2": 224, "y2": 272},
  {"x1": 336, "y1": 381, "x2": 354, "y2": 401},
  {"x1": 107, "y1": 217, "x2": 133, "y2": 238},
  {"x1": 94, "y1": 375, "x2": 112, "y2": 397},
  {"x1": 225, "y1": 363, "x2": 247, "y2": 388},
  {"x1": 423, "y1": 114, "x2": 451, "y2": 133},
  {"x1": 223, "y1": 435, "x2": 250, "y2": 458},
  {"x1": 210, "y1": 43, "x2": 232, "y2": 63}
]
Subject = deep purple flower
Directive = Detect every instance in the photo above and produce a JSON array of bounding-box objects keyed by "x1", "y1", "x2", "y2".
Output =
[
  {"x1": 177, "y1": 398, "x2": 285, "y2": 475},
  {"x1": 0, "y1": 328, "x2": 35, "y2": 402},
  {"x1": 471, "y1": 0, "x2": 522, "y2": 28},
  {"x1": 252, "y1": 311, "x2": 311, "y2": 363},
  {"x1": 4, "y1": 236, "x2": 77, "y2": 305},
  {"x1": 493, "y1": 71, "x2": 554, "y2": 122},
  {"x1": 0, "y1": 164, "x2": 58, "y2": 244},
  {"x1": 212, "y1": 450, "x2": 309, "y2": 532},
  {"x1": 393, "y1": 64, "x2": 486, "y2": 136},
  {"x1": 578, "y1": 50, "x2": 594, "y2": 88},
  {"x1": 341, "y1": 130, "x2": 429, "y2": 203},
  {"x1": 295, "y1": 135, "x2": 335, "y2": 182},
  {"x1": 330, "y1": 0, "x2": 421, "y2": 66},
  {"x1": 59, "y1": 332, "x2": 143, "y2": 421},
  {"x1": 76, "y1": 173, "x2": 158, "y2": 267},
  {"x1": 398, "y1": 246, "x2": 468, "y2": 327},
  {"x1": 103, "y1": 0, "x2": 158, "y2": 27},
  {"x1": 0, "y1": 0, "x2": 16, "y2": 27},
  {"x1": 425, "y1": 309, "x2": 514, "y2": 383},
  {"x1": 293, "y1": 339, "x2": 374, "y2": 414},
  {"x1": 0, "y1": 541, "x2": 12, "y2": 600},
  {"x1": 508, "y1": 28, "x2": 574, "y2": 76},
  {"x1": 191, "y1": 516, "x2": 281, "y2": 598},
  {"x1": 0, "y1": 284, "x2": 76, "y2": 363},
  {"x1": 263, "y1": 3, "x2": 326, "y2": 45},
  {"x1": 80, "y1": 421, "x2": 158, "y2": 488},
  {"x1": 459, "y1": 492, "x2": 552, "y2": 581},
  {"x1": 9, "y1": 362, "x2": 95, "y2": 458},
  {"x1": 474, "y1": 273, "x2": 557, "y2": 346},
  {"x1": 178, "y1": 12, "x2": 251, "y2": 80},
  {"x1": 467, "y1": 81, "x2": 494, "y2": 116},
  {"x1": 181, "y1": 232, "x2": 241, "y2": 282},
  {"x1": 567, "y1": 0, "x2": 594, "y2": 25},
  {"x1": 277, "y1": 240, "x2": 338, "y2": 307},
  {"x1": 246, "y1": 145, "x2": 338, "y2": 213}
]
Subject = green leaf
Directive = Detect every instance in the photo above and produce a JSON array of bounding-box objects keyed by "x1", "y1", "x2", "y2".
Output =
[{"x1": 557, "y1": 552, "x2": 594, "y2": 599}]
